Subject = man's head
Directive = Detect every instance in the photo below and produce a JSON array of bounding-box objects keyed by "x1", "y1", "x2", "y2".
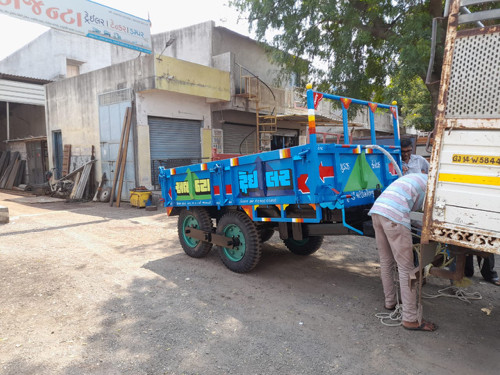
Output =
[{"x1": 400, "y1": 138, "x2": 413, "y2": 163}]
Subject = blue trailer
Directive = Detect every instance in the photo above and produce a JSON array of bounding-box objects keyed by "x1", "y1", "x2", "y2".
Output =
[{"x1": 159, "y1": 85, "x2": 403, "y2": 273}]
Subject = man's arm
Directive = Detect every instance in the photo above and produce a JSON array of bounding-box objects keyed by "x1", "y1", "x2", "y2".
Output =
[{"x1": 419, "y1": 156, "x2": 430, "y2": 174}]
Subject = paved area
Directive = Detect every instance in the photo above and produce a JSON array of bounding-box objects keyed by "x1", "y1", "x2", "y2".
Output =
[{"x1": 0, "y1": 190, "x2": 499, "y2": 375}]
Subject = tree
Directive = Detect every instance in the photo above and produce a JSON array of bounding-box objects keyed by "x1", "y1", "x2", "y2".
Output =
[
  {"x1": 230, "y1": 0, "x2": 445, "y2": 130},
  {"x1": 385, "y1": 74, "x2": 434, "y2": 131}
]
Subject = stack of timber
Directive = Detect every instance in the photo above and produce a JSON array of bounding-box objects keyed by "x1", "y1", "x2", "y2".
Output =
[
  {"x1": 110, "y1": 107, "x2": 132, "y2": 207},
  {"x1": 0, "y1": 151, "x2": 26, "y2": 190}
]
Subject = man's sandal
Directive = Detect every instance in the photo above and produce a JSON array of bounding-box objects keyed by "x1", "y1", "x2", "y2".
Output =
[
  {"x1": 488, "y1": 279, "x2": 500, "y2": 286},
  {"x1": 402, "y1": 320, "x2": 437, "y2": 332}
]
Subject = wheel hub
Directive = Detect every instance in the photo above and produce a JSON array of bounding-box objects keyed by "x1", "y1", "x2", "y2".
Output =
[
  {"x1": 182, "y1": 215, "x2": 200, "y2": 247},
  {"x1": 222, "y1": 224, "x2": 246, "y2": 261}
]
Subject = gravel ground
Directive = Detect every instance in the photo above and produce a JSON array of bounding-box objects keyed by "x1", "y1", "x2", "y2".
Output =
[{"x1": 0, "y1": 190, "x2": 499, "y2": 375}]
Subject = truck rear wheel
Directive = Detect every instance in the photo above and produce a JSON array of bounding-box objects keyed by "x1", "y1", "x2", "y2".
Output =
[
  {"x1": 284, "y1": 236, "x2": 324, "y2": 256},
  {"x1": 216, "y1": 210, "x2": 262, "y2": 273},
  {"x1": 178, "y1": 208, "x2": 213, "y2": 258}
]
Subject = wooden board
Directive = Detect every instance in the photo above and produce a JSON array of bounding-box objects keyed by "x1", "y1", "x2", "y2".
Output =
[
  {"x1": 62, "y1": 144, "x2": 71, "y2": 176},
  {"x1": 5, "y1": 158, "x2": 20, "y2": 190},
  {"x1": 0, "y1": 151, "x2": 9, "y2": 177},
  {"x1": 70, "y1": 172, "x2": 81, "y2": 199},
  {"x1": 14, "y1": 160, "x2": 26, "y2": 187},
  {"x1": 110, "y1": 107, "x2": 131, "y2": 206},
  {"x1": 0, "y1": 152, "x2": 19, "y2": 189},
  {"x1": 116, "y1": 107, "x2": 133, "y2": 207}
]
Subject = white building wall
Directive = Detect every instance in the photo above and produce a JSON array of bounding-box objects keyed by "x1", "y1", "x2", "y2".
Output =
[
  {"x1": 45, "y1": 54, "x2": 214, "y2": 189},
  {"x1": 0, "y1": 21, "x2": 278, "y2": 89},
  {"x1": 212, "y1": 27, "x2": 283, "y2": 87},
  {"x1": 0, "y1": 29, "x2": 139, "y2": 81},
  {"x1": 152, "y1": 21, "x2": 214, "y2": 67},
  {"x1": 135, "y1": 90, "x2": 212, "y2": 187},
  {"x1": 45, "y1": 55, "x2": 156, "y2": 179}
]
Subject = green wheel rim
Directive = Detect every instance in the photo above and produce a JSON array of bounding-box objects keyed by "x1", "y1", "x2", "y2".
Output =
[
  {"x1": 182, "y1": 215, "x2": 200, "y2": 248},
  {"x1": 222, "y1": 224, "x2": 246, "y2": 262}
]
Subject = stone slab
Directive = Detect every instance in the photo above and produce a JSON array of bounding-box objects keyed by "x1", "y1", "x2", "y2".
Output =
[{"x1": 0, "y1": 205, "x2": 9, "y2": 224}]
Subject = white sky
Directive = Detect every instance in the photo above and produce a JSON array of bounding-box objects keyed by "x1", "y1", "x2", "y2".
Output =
[{"x1": 0, "y1": 0, "x2": 253, "y2": 60}]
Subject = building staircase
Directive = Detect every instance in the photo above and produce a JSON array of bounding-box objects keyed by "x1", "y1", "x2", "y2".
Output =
[{"x1": 237, "y1": 74, "x2": 277, "y2": 152}]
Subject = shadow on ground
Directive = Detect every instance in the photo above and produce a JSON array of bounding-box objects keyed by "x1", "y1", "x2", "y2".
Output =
[{"x1": 2, "y1": 232, "x2": 499, "y2": 375}]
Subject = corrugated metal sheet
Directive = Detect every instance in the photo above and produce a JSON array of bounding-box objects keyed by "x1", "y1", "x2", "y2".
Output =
[
  {"x1": 222, "y1": 123, "x2": 256, "y2": 154},
  {"x1": 0, "y1": 79, "x2": 46, "y2": 106},
  {"x1": 148, "y1": 117, "x2": 202, "y2": 159},
  {"x1": 148, "y1": 117, "x2": 202, "y2": 186},
  {"x1": 0, "y1": 73, "x2": 51, "y2": 85}
]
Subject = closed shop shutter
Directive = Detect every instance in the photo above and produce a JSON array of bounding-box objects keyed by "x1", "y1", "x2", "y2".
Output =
[
  {"x1": 148, "y1": 117, "x2": 202, "y2": 185},
  {"x1": 222, "y1": 123, "x2": 256, "y2": 154}
]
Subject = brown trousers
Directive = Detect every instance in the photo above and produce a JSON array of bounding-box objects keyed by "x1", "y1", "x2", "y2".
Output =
[{"x1": 372, "y1": 214, "x2": 417, "y2": 322}]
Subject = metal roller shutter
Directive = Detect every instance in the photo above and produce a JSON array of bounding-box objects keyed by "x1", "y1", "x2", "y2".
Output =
[
  {"x1": 222, "y1": 123, "x2": 256, "y2": 154},
  {"x1": 148, "y1": 117, "x2": 202, "y2": 185}
]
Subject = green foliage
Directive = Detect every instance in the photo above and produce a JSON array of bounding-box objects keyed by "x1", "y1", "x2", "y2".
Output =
[
  {"x1": 386, "y1": 75, "x2": 434, "y2": 131},
  {"x1": 230, "y1": 0, "x2": 442, "y2": 124}
]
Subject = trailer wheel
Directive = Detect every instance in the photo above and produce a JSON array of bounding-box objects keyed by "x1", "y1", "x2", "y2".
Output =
[
  {"x1": 260, "y1": 228, "x2": 275, "y2": 243},
  {"x1": 216, "y1": 210, "x2": 262, "y2": 273},
  {"x1": 284, "y1": 236, "x2": 324, "y2": 256},
  {"x1": 178, "y1": 208, "x2": 213, "y2": 258}
]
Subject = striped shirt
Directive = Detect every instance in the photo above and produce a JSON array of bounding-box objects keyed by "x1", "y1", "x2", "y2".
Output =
[{"x1": 368, "y1": 173, "x2": 428, "y2": 229}]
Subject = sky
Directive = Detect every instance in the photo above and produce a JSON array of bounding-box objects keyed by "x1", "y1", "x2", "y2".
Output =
[{"x1": 0, "y1": 0, "x2": 254, "y2": 60}]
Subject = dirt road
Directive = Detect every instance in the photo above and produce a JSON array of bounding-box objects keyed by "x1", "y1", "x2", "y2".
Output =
[{"x1": 0, "y1": 191, "x2": 498, "y2": 375}]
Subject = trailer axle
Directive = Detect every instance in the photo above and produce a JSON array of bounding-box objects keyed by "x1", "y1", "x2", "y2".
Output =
[{"x1": 184, "y1": 227, "x2": 239, "y2": 248}]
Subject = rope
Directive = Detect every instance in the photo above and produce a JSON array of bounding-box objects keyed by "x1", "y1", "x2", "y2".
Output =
[
  {"x1": 422, "y1": 286, "x2": 482, "y2": 304},
  {"x1": 375, "y1": 304, "x2": 403, "y2": 326},
  {"x1": 375, "y1": 265, "x2": 402, "y2": 326},
  {"x1": 412, "y1": 239, "x2": 483, "y2": 303},
  {"x1": 376, "y1": 234, "x2": 483, "y2": 327}
]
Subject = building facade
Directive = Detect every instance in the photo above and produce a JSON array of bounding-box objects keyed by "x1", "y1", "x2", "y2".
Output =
[{"x1": 1, "y1": 21, "x2": 395, "y2": 197}]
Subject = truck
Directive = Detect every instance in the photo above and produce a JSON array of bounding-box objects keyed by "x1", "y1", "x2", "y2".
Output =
[
  {"x1": 421, "y1": 0, "x2": 500, "y2": 275},
  {"x1": 159, "y1": 85, "x2": 403, "y2": 273}
]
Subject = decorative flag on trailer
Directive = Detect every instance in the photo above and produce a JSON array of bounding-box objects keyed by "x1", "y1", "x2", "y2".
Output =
[
  {"x1": 368, "y1": 103, "x2": 378, "y2": 113},
  {"x1": 313, "y1": 92, "x2": 324, "y2": 109},
  {"x1": 390, "y1": 107, "x2": 398, "y2": 119},
  {"x1": 340, "y1": 98, "x2": 352, "y2": 109}
]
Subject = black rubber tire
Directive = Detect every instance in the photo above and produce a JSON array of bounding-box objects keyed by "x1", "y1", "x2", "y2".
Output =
[
  {"x1": 177, "y1": 208, "x2": 213, "y2": 258},
  {"x1": 260, "y1": 227, "x2": 275, "y2": 243},
  {"x1": 284, "y1": 236, "x2": 324, "y2": 256},
  {"x1": 216, "y1": 210, "x2": 262, "y2": 273}
]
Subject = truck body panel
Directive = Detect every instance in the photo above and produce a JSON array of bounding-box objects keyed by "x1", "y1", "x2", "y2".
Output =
[
  {"x1": 159, "y1": 141, "x2": 400, "y2": 223},
  {"x1": 160, "y1": 88, "x2": 401, "y2": 231},
  {"x1": 422, "y1": 0, "x2": 500, "y2": 254}
]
